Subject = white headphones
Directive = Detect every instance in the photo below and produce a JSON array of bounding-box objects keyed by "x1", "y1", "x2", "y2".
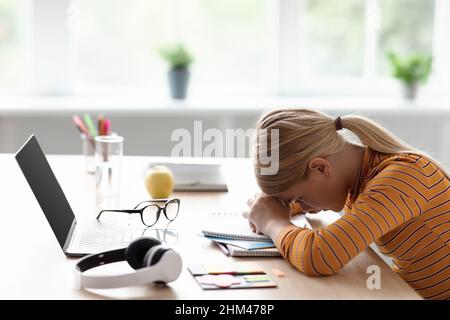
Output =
[{"x1": 74, "y1": 237, "x2": 182, "y2": 289}]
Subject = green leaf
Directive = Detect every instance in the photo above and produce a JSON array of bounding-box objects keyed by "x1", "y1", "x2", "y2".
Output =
[
  {"x1": 157, "y1": 43, "x2": 194, "y2": 68},
  {"x1": 386, "y1": 51, "x2": 433, "y2": 85}
]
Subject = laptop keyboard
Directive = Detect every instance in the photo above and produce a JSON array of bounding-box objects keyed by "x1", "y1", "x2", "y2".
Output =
[
  {"x1": 69, "y1": 222, "x2": 147, "y2": 253},
  {"x1": 78, "y1": 229, "x2": 145, "y2": 250}
]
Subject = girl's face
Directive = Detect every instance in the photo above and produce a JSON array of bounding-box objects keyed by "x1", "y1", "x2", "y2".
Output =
[{"x1": 274, "y1": 157, "x2": 350, "y2": 213}]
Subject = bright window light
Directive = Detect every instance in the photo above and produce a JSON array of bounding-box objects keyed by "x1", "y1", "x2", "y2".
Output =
[
  {"x1": 299, "y1": 0, "x2": 365, "y2": 77},
  {"x1": 69, "y1": 0, "x2": 270, "y2": 94},
  {"x1": 377, "y1": 0, "x2": 435, "y2": 76},
  {"x1": 0, "y1": 0, "x2": 27, "y2": 88}
]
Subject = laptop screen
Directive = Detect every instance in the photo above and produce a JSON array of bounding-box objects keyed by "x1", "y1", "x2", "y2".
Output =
[{"x1": 15, "y1": 135, "x2": 75, "y2": 249}]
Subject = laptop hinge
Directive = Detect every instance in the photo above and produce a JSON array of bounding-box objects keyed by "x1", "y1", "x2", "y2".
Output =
[{"x1": 63, "y1": 219, "x2": 77, "y2": 254}]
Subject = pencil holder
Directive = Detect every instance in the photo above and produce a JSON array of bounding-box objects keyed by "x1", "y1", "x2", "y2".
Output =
[
  {"x1": 95, "y1": 134, "x2": 124, "y2": 210},
  {"x1": 81, "y1": 133, "x2": 96, "y2": 174}
]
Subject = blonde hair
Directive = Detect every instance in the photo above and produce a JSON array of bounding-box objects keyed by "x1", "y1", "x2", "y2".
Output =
[{"x1": 253, "y1": 108, "x2": 450, "y2": 195}]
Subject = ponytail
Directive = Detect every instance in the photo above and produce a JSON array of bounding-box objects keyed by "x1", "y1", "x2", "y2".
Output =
[{"x1": 340, "y1": 114, "x2": 450, "y2": 181}]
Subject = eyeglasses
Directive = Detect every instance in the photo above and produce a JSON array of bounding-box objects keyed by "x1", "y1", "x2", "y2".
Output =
[{"x1": 96, "y1": 198, "x2": 180, "y2": 227}]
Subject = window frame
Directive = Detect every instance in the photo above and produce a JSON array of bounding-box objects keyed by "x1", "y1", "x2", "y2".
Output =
[
  {"x1": 24, "y1": 0, "x2": 450, "y2": 98},
  {"x1": 275, "y1": 0, "x2": 449, "y2": 97}
]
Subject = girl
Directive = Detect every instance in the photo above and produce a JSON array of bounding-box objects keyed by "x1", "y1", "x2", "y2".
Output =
[{"x1": 245, "y1": 108, "x2": 449, "y2": 300}]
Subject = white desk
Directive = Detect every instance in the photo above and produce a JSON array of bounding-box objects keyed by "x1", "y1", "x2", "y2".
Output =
[{"x1": 0, "y1": 154, "x2": 421, "y2": 299}]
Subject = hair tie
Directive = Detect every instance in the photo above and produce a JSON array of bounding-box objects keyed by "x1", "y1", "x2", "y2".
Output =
[{"x1": 335, "y1": 117, "x2": 343, "y2": 131}]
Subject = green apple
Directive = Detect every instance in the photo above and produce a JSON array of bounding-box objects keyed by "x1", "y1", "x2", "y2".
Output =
[{"x1": 144, "y1": 165, "x2": 175, "y2": 199}]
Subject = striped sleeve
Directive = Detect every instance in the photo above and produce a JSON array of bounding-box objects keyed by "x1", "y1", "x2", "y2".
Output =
[{"x1": 275, "y1": 166, "x2": 427, "y2": 276}]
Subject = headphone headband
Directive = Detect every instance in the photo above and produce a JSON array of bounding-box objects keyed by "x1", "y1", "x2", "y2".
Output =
[
  {"x1": 74, "y1": 239, "x2": 182, "y2": 290},
  {"x1": 76, "y1": 248, "x2": 126, "y2": 273}
]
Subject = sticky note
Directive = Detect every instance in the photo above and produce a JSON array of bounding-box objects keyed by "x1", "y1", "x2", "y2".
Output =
[
  {"x1": 243, "y1": 275, "x2": 271, "y2": 282},
  {"x1": 272, "y1": 268, "x2": 285, "y2": 277},
  {"x1": 198, "y1": 274, "x2": 241, "y2": 288},
  {"x1": 203, "y1": 264, "x2": 265, "y2": 275}
]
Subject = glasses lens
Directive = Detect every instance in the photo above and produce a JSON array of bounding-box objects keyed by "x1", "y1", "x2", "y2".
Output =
[
  {"x1": 164, "y1": 200, "x2": 179, "y2": 221},
  {"x1": 142, "y1": 205, "x2": 159, "y2": 226}
]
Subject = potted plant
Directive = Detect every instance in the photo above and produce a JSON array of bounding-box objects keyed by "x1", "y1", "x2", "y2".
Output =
[
  {"x1": 387, "y1": 52, "x2": 432, "y2": 100},
  {"x1": 158, "y1": 43, "x2": 194, "y2": 100}
]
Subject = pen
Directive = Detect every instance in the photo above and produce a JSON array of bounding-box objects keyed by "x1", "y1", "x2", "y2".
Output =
[
  {"x1": 72, "y1": 115, "x2": 95, "y2": 148},
  {"x1": 214, "y1": 241, "x2": 230, "y2": 256},
  {"x1": 103, "y1": 118, "x2": 111, "y2": 135},
  {"x1": 83, "y1": 113, "x2": 98, "y2": 137},
  {"x1": 97, "y1": 114, "x2": 104, "y2": 136}
]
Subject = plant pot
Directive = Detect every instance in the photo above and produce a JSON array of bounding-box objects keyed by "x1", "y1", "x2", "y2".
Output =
[
  {"x1": 168, "y1": 67, "x2": 190, "y2": 100},
  {"x1": 402, "y1": 81, "x2": 419, "y2": 100}
]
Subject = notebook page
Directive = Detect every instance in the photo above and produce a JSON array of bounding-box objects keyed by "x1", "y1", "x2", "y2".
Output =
[{"x1": 201, "y1": 212, "x2": 311, "y2": 241}]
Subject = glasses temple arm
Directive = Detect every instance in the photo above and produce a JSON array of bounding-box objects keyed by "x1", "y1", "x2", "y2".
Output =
[
  {"x1": 96, "y1": 209, "x2": 142, "y2": 220},
  {"x1": 133, "y1": 199, "x2": 172, "y2": 209}
]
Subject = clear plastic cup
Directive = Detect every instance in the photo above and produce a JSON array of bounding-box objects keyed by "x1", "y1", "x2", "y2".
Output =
[
  {"x1": 81, "y1": 133, "x2": 96, "y2": 174},
  {"x1": 95, "y1": 135, "x2": 124, "y2": 210}
]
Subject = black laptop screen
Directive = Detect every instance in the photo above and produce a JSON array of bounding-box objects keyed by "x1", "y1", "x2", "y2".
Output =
[{"x1": 15, "y1": 135, "x2": 75, "y2": 249}]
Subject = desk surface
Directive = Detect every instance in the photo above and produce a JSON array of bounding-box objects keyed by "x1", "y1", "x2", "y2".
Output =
[{"x1": 0, "y1": 153, "x2": 421, "y2": 299}]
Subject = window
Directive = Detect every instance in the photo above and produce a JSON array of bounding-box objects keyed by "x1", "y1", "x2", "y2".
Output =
[
  {"x1": 70, "y1": 0, "x2": 171, "y2": 90},
  {"x1": 179, "y1": 0, "x2": 270, "y2": 92},
  {"x1": 0, "y1": 0, "x2": 27, "y2": 88},
  {"x1": 281, "y1": 0, "x2": 438, "y2": 95},
  {"x1": 0, "y1": 0, "x2": 448, "y2": 98},
  {"x1": 377, "y1": 0, "x2": 435, "y2": 76},
  {"x1": 299, "y1": 0, "x2": 365, "y2": 78},
  {"x1": 70, "y1": 0, "x2": 270, "y2": 94}
]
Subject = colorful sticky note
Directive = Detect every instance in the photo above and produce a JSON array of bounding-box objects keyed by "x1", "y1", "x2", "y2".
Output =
[
  {"x1": 243, "y1": 275, "x2": 271, "y2": 283},
  {"x1": 272, "y1": 268, "x2": 286, "y2": 277},
  {"x1": 203, "y1": 264, "x2": 265, "y2": 275},
  {"x1": 198, "y1": 274, "x2": 241, "y2": 288}
]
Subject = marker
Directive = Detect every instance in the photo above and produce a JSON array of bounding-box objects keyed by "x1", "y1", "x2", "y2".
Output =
[
  {"x1": 72, "y1": 115, "x2": 95, "y2": 148},
  {"x1": 83, "y1": 113, "x2": 98, "y2": 137},
  {"x1": 103, "y1": 118, "x2": 111, "y2": 135},
  {"x1": 97, "y1": 114, "x2": 105, "y2": 136}
]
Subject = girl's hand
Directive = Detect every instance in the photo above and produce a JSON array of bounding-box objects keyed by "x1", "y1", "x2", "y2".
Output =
[
  {"x1": 243, "y1": 213, "x2": 264, "y2": 235},
  {"x1": 243, "y1": 194, "x2": 294, "y2": 240}
]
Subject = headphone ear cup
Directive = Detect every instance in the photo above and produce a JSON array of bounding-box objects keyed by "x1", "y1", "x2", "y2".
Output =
[
  {"x1": 143, "y1": 246, "x2": 170, "y2": 267},
  {"x1": 151, "y1": 248, "x2": 170, "y2": 266},
  {"x1": 125, "y1": 237, "x2": 161, "y2": 270}
]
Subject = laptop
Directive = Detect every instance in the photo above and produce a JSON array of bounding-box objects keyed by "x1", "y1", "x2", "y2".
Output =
[{"x1": 15, "y1": 134, "x2": 152, "y2": 257}]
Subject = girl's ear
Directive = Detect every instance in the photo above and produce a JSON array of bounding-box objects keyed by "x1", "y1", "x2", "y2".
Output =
[{"x1": 308, "y1": 157, "x2": 331, "y2": 176}]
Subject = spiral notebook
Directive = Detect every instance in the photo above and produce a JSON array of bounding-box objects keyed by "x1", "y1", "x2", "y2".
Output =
[
  {"x1": 201, "y1": 212, "x2": 310, "y2": 241},
  {"x1": 201, "y1": 224, "x2": 271, "y2": 241},
  {"x1": 222, "y1": 243, "x2": 281, "y2": 257},
  {"x1": 201, "y1": 212, "x2": 311, "y2": 257}
]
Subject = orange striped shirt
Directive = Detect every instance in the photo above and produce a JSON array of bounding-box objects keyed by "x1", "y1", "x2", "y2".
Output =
[{"x1": 276, "y1": 147, "x2": 450, "y2": 300}]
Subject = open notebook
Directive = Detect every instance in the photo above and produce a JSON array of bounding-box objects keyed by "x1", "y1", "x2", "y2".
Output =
[
  {"x1": 201, "y1": 222, "x2": 271, "y2": 241},
  {"x1": 216, "y1": 242, "x2": 282, "y2": 257},
  {"x1": 201, "y1": 212, "x2": 311, "y2": 241},
  {"x1": 200, "y1": 212, "x2": 312, "y2": 257}
]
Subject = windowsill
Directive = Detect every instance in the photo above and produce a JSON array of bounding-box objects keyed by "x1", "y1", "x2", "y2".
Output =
[{"x1": 1, "y1": 93, "x2": 450, "y2": 116}]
